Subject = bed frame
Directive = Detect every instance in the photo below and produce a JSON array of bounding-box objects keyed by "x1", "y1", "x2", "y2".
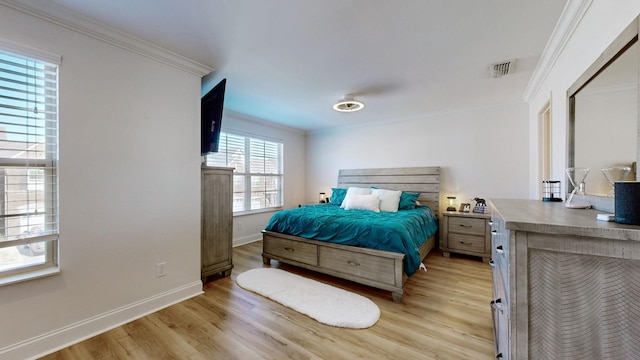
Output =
[{"x1": 262, "y1": 166, "x2": 440, "y2": 302}]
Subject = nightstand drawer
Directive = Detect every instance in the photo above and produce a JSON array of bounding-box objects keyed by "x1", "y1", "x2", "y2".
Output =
[
  {"x1": 448, "y1": 217, "x2": 486, "y2": 236},
  {"x1": 447, "y1": 233, "x2": 485, "y2": 253}
]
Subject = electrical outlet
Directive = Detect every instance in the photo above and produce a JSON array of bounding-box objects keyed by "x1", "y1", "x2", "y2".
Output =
[{"x1": 156, "y1": 262, "x2": 167, "y2": 277}]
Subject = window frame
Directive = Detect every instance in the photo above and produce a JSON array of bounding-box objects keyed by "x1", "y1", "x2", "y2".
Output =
[
  {"x1": 205, "y1": 131, "x2": 284, "y2": 215},
  {"x1": 0, "y1": 40, "x2": 60, "y2": 285}
]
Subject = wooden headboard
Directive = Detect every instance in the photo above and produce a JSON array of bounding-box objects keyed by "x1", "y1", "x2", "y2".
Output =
[{"x1": 337, "y1": 166, "x2": 440, "y2": 216}]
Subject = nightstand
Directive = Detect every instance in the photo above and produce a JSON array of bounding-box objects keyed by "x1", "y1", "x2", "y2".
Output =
[
  {"x1": 299, "y1": 202, "x2": 324, "y2": 207},
  {"x1": 440, "y1": 211, "x2": 491, "y2": 262}
]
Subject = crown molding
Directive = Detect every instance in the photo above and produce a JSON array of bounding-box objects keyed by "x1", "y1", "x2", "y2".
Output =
[
  {"x1": 0, "y1": 0, "x2": 213, "y2": 77},
  {"x1": 523, "y1": 0, "x2": 594, "y2": 102},
  {"x1": 0, "y1": 37, "x2": 62, "y2": 64},
  {"x1": 223, "y1": 109, "x2": 307, "y2": 136}
]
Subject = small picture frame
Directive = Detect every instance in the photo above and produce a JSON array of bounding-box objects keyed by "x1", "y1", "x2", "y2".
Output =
[{"x1": 459, "y1": 203, "x2": 471, "y2": 213}]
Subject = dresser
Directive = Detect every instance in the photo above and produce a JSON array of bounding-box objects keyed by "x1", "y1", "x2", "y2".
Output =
[
  {"x1": 201, "y1": 166, "x2": 234, "y2": 282},
  {"x1": 440, "y1": 211, "x2": 491, "y2": 262},
  {"x1": 489, "y1": 199, "x2": 640, "y2": 360}
]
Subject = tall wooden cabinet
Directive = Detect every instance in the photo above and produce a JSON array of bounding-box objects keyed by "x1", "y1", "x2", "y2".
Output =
[
  {"x1": 489, "y1": 199, "x2": 640, "y2": 359},
  {"x1": 201, "y1": 166, "x2": 234, "y2": 282}
]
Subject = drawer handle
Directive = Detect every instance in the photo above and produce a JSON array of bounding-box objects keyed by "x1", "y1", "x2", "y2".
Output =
[
  {"x1": 496, "y1": 245, "x2": 504, "y2": 255},
  {"x1": 459, "y1": 224, "x2": 473, "y2": 228},
  {"x1": 347, "y1": 260, "x2": 360, "y2": 266},
  {"x1": 284, "y1": 247, "x2": 295, "y2": 252},
  {"x1": 489, "y1": 260, "x2": 495, "y2": 267},
  {"x1": 491, "y1": 230, "x2": 498, "y2": 235},
  {"x1": 496, "y1": 353, "x2": 503, "y2": 359},
  {"x1": 488, "y1": 220, "x2": 494, "y2": 226}
]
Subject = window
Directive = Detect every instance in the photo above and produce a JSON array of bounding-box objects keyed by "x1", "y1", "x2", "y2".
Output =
[
  {"x1": 0, "y1": 46, "x2": 59, "y2": 284},
  {"x1": 205, "y1": 132, "x2": 283, "y2": 213}
]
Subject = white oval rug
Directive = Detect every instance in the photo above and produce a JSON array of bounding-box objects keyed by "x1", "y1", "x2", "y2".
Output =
[{"x1": 236, "y1": 268, "x2": 380, "y2": 329}]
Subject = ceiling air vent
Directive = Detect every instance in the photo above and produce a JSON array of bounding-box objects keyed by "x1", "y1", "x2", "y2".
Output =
[{"x1": 489, "y1": 59, "x2": 516, "y2": 78}]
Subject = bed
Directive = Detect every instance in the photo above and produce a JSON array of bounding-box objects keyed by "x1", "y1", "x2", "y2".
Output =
[{"x1": 261, "y1": 166, "x2": 440, "y2": 302}]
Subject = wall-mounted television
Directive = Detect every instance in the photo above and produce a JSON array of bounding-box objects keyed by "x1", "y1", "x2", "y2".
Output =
[{"x1": 201, "y1": 78, "x2": 226, "y2": 155}]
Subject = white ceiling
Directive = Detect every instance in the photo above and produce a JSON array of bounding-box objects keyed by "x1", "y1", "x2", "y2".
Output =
[{"x1": 17, "y1": 0, "x2": 567, "y2": 131}]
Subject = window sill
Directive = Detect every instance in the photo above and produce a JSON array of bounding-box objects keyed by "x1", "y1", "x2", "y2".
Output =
[
  {"x1": 0, "y1": 266, "x2": 60, "y2": 287},
  {"x1": 233, "y1": 207, "x2": 282, "y2": 217}
]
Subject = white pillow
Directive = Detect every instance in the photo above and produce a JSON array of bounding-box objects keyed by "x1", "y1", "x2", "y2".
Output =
[
  {"x1": 340, "y1": 187, "x2": 372, "y2": 208},
  {"x1": 370, "y1": 188, "x2": 402, "y2": 212},
  {"x1": 343, "y1": 194, "x2": 380, "y2": 212}
]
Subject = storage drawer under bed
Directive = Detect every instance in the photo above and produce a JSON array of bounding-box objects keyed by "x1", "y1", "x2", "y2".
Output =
[
  {"x1": 263, "y1": 237, "x2": 318, "y2": 266},
  {"x1": 318, "y1": 246, "x2": 397, "y2": 285}
]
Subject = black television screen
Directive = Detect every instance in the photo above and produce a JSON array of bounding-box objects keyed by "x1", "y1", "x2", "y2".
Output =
[{"x1": 201, "y1": 78, "x2": 226, "y2": 155}]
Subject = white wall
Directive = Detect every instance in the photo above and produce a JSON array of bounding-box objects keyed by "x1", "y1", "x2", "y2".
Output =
[
  {"x1": 8, "y1": 0, "x2": 637, "y2": 357},
  {"x1": 306, "y1": 102, "x2": 531, "y2": 210},
  {"x1": 527, "y1": 0, "x2": 640, "y2": 198},
  {"x1": 214, "y1": 110, "x2": 307, "y2": 246},
  {"x1": 0, "y1": 6, "x2": 204, "y2": 359}
]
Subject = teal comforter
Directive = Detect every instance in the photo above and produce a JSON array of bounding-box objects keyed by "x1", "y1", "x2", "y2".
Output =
[{"x1": 264, "y1": 204, "x2": 438, "y2": 276}]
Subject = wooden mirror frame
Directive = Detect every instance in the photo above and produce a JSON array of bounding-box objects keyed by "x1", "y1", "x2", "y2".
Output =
[{"x1": 567, "y1": 18, "x2": 639, "y2": 209}]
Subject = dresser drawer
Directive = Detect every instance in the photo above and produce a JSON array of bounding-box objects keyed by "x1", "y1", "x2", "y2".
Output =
[
  {"x1": 448, "y1": 233, "x2": 485, "y2": 253},
  {"x1": 448, "y1": 216, "x2": 486, "y2": 236},
  {"x1": 492, "y1": 257, "x2": 509, "y2": 308},
  {"x1": 263, "y1": 237, "x2": 318, "y2": 266}
]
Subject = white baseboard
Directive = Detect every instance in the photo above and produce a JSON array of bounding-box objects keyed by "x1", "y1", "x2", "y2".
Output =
[{"x1": 0, "y1": 281, "x2": 203, "y2": 360}]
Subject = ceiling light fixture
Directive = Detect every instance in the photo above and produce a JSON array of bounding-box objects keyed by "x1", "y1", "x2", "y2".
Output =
[{"x1": 333, "y1": 95, "x2": 365, "y2": 112}]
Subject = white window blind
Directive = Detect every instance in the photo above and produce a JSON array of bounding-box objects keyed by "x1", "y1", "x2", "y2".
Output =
[
  {"x1": 0, "y1": 47, "x2": 59, "y2": 280},
  {"x1": 205, "y1": 132, "x2": 283, "y2": 212}
]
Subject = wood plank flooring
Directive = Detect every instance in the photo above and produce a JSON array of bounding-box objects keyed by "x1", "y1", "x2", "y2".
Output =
[{"x1": 41, "y1": 241, "x2": 494, "y2": 359}]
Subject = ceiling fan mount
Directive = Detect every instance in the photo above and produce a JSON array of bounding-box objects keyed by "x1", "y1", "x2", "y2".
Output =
[{"x1": 333, "y1": 94, "x2": 365, "y2": 112}]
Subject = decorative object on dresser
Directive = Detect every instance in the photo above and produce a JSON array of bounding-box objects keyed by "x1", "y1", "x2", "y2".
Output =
[
  {"x1": 446, "y1": 196, "x2": 457, "y2": 211},
  {"x1": 601, "y1": 166, "x2": 632, "y2": 197},
  {"x1": 458, "y1": 203, "x2": 471, "y2": 212},
  {"x1": 472, "y1": 197, "x2": 487, "y2": 213},
  {"x1": 262, "y1": 166, "x2": 440, "y2": 303},
  {"x1": 236, "y1": 268, "x2": 380, "y2": 329},
  {"x1": 614, "y1": 181, "x2": 640, "y2": 225},
  {"x1": 440, "y1": 211, "x2": 491, "y2": 263},
  {"x1": 489, "y1": 199, "x2": 640, "y2": 359},
  {"x1": 541, "y1": 180, "x2": 562, "y2": 202},
  {"x1": 565, "y1": 167, "x2": 591, "y2": 208},
  {"x1": 201, "y1": 166, "x2": 234, "y2": 283}
]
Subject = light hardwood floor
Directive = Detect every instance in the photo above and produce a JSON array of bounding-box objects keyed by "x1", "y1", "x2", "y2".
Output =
[{"x1": 41, "y1": 241, "x2": 494, "y2": 359}]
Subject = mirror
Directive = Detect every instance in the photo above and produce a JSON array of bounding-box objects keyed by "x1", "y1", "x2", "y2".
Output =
[{"x1": 568, "y1": 20, "x2": 639, "y2": 197}]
